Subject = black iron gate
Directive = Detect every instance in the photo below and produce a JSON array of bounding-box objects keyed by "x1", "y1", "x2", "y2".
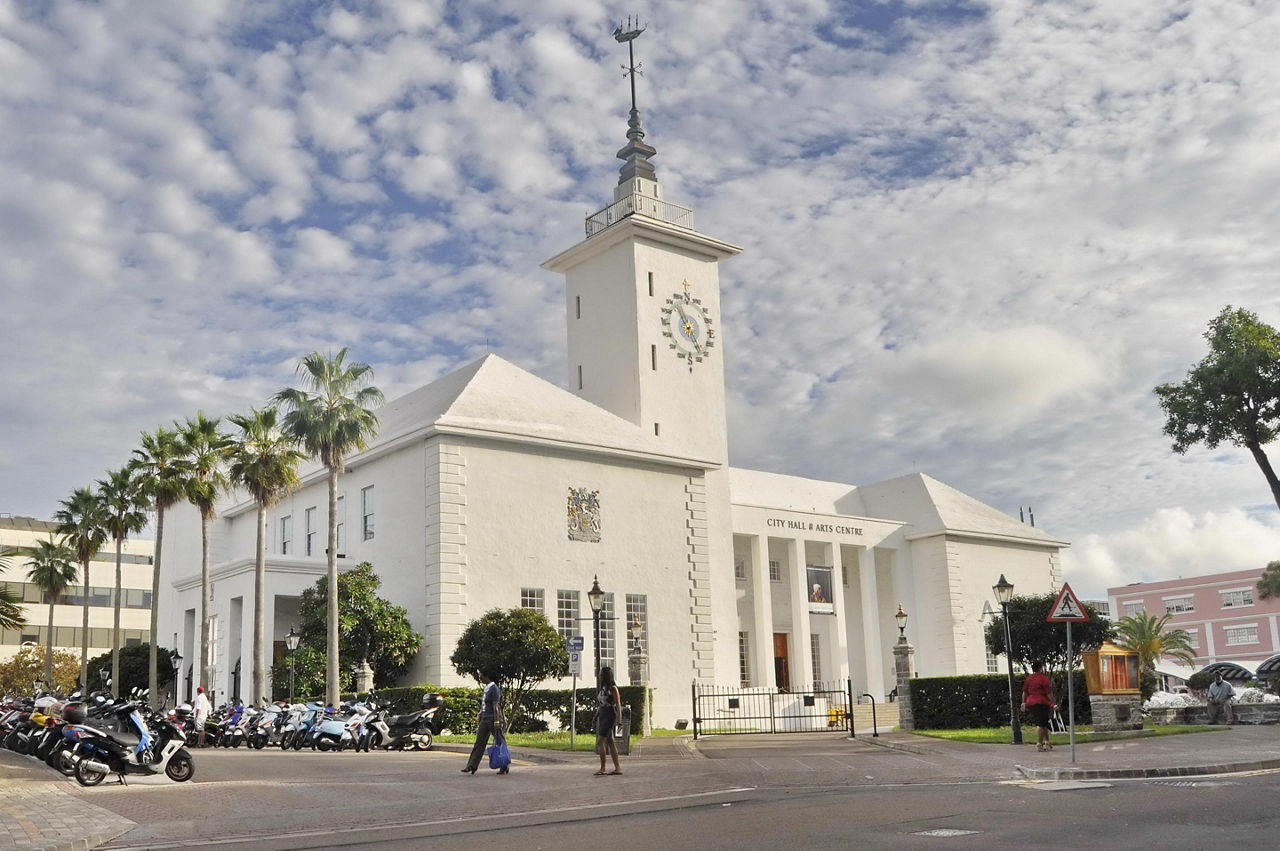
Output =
[{"x1": 692, "y1": 680, "x2": 855, "y2": 738}]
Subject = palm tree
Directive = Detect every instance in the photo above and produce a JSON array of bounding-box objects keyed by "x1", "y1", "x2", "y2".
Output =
[
  {"x1": 24, "y1": 535, "x2": 79, "y2": 683},
  {"x1": 1114, "y1": 612, "x2": 1198, "y2": 672},
  {"x1": 228, "y1": 407, "x2": 304, "y2": 704},
  {"x1": 275, "y1": 348, "x2": 383, "y2": 705},
  {"x1": 98, "y1": 465, "x2": 151, "y2": 688},
  {"x1": 1, "y1": 547, "x2": 26, "y2": 630},
  {"x1": 177, "y1": 412, "x2": 231, "y2": 693},
  {"x1": 54, "y1": 487, "x2": 110, "y2": 687},
  {"x1": 131, "y1": 425, "x2": 192, "y2": 707},
  {"x1": 1257, "y1": 560, "x2": 1280, "y2": 601}
]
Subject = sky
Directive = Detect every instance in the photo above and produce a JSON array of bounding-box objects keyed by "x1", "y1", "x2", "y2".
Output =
[{"x1": 2, "y1": 0, "x2": 1279, "y2": 600}]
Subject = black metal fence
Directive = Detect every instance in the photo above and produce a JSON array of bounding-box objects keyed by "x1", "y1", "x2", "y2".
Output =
[{"x1": 692, "y1": 680, "x2": 855, "y2": 739}]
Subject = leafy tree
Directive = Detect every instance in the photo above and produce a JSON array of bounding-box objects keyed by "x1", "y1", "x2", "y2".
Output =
[
  {"x1": 24, "y1": 535, "x2": 79, "y2": 684},
  {"x1": 131, "y1": 425, "x2": 192, "y2": 707},
  {"x1": 0, "y1": 646, "x2": 81, "y2": 695},
  {"x1": 985, "y1": 593, "x2": 1112, "y2": 673},
  {"x1": 54, "y1": 486, "x2": 110, "y2": 687},
  {"x1": 85, "y1": 643, "x2": 179, "y2": 700},
  {"x1": 1155, "y1": 306, "x2": 1280, "y2": 511},
  {"x1": 97, "y1": 465, "x2": 150, "y2": 689},
  {"x1": 1113, "y1": 612, "x2": 1198, "y2": 672},
  {"x1": 451, "y1": 607, "x2": 569, "y2": 728},
  {"x1": 177, "y1": 412, "x2": 232, "y2": 689},
  {"x1": 228, "y1": 407, "x2": 305, "y2": 704},
  {"x1": 296, "y1": 561, "x2": 421, "y2": 691},
  {"x1": 0, "y1": 546, "x2": 25, "y2": 630},
  {"x1": 269, "y1": 644, "x2": 326, "y2": 702},
  {"x1": 275, "y1": 348, "x2": 384, "y2": 705},
  {"x1": 1257, "y1": 560, "x2": 1280, "y2": 601}
]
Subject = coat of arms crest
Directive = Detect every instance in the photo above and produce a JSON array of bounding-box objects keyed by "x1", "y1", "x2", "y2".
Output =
[{"x1": 567, "y1": 487, "x2": 601, "y2": 543}]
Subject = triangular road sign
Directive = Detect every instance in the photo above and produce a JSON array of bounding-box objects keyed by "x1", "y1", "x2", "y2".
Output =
[{"x1": 1047, "y1": 582, "x2": 1089, "y2": 622}]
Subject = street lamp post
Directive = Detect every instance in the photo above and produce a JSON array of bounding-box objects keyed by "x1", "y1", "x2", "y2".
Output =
[
  {"x1": 587, "y1": 576, "x2": 606, "y2": 684},
  {"x1": 894, "y1": 603, "x2": 908, "y2": 643},
  {"x1": 285, "y1": 627, "x2": 300, "y2": 704},
  {"x1": 171, "y1": 652, "x2": 182, "y2": 707},
  {"x1": 993, "y1": 574, "x2": 1023, "y2": 745},
  {"x1": 98, "y1": 666, "x2": 109, "y2": 692}
]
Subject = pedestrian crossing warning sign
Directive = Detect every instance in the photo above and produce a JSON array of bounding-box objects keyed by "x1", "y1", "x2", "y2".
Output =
[{"x1": 1046, "y1": 582, "x2": 1089, "y2": 622}]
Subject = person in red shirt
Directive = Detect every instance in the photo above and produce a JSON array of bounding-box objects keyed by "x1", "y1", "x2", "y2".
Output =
[{"x1": 1021, "y1": 661, "x2": 1057, "y2": 751}]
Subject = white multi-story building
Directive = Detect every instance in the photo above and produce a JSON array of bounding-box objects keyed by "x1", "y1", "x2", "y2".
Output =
[
  {"x1": 157, "y1": 75, "x2": 1066, "y2": 724},
  {"x1": 1, "y1": 515, "x2": 155, "y2": 666}
]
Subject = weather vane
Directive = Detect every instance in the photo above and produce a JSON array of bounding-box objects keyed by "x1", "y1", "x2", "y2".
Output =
[{"x1": 613, "y1": 16, "x2": 647, "y2": 117}]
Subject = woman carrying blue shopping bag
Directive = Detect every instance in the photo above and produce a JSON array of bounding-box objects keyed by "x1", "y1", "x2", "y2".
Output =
[{"x1": 462, "y1": 668, "x2": 510, "y2": 775}]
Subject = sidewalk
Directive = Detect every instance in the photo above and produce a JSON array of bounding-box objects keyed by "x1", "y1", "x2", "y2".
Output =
[{"x1": 0, "y1": 750, "x2": 134, "y2": 851}]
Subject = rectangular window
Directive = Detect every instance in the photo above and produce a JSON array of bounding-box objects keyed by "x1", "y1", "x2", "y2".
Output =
[
  {"x1": 769, "y1": 560, "x2": 781, "y2": 582},
  {"x1": 1122, "y1": 601, "x2": 1145, "y2": 617},
  {"x1": 577, "y1": 365, "x2": 583, "y2": 390},
  {"x1": 361, "y1": 486, "x2": 374, "y2": 541},
  {"x1": 651, "y1": 344, "x2": 657, "y2": 371},
  {"x1": 575, "y1": 295, "x2": 581, "y2": 319},
  {"x1": 556, "y1": 591, "x2": 579, "y2": 641},
  {"x1": 986, "y1": 649, "x2": 1000, "y2": 673},
  {"x1": 734, "y1": 558, "x2": 746, "y2": 582},
  {"x1": 1225, "y1": 625, "x2": 1259, "y2": 645},
  {"x1": 653, "y1": 422, "x2": 659, "y2": 436},
  {"x1": 305, "y1": 506, "x2": 317, "y2": 556},
  {"x1": 280, "y1": 514, "x2": 292, "y2": 554},
  {"x1": 336, "y1": 496, "x2": 346, "y2": 553},
  {"x1": 738, "y1": 632, "x2": 751, "y2": 687},
  {"x1": 648, "y1": 271, "x2": 654, "y2": 297},
  {"x1": 1221, "y1": 589, "x2": 1254, "y2": 609},
  {"x1": 625, "y1": 593, "x2": 648, "y2": 657},
  {"x1": 1163, "y1": 595, "x2": 1194, "y2": 614},
  {"x1": 520, "y1": 588, "x2": 544, "y2": 613},
  {"x1": 1186, "y1": 631, "x2": 1200, "y2": 650},
  {"x1": 600, "y1": 592, "x2": 616, "y2": 673},
  {"x1": 810, "y1": 634, "x2": 822, "y2": 687}
]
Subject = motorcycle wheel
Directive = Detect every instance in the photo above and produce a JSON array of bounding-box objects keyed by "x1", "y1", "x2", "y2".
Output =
[
  {"x1": 316, "y1": 737, "x2": 332, "y2": 752},
  {"x1": 56, "y1": 748, "x2": 77, "y2": 777},
  {"x1": 252, "y1": 736, "x2": 266, "y2": 750},
  {"x1": 232, "y1": 737, "x2": 242, "y2": 748},
  {"x1": 367, "y1": 731, "x2": 382, "y2": 751},
  {"x1": 415, "y1": 730, "x2": 434, "y2": 751},
  {"x1": 292, "y1": 734, "x2": 305, "y2": 751},
  {"x1": 279, "y1": 732, "x2": 292, "y2": 750},
  {"x1": 75, "y1": 757, "x2": 108, "y2": 787},
  {"x1": 165, "y1": 750, "x2": 195, "y2": 783}
]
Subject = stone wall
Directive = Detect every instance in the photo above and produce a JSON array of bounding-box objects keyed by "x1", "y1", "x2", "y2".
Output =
[
  {"x1": 1089, "y1": 695, "x2": 1144, "y2": 731},
  {"x1": 1146, "y1": 703, "x2": 1280, "y2": 725}
]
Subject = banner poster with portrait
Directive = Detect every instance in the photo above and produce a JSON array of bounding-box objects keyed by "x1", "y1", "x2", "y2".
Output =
[{"x1": 806, "y1": 565, "x2": 834, "y2": 614}]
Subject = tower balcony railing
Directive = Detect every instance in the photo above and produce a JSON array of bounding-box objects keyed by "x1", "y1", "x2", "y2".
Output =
[{"x1": 585, "y1": 193, "x2": 694, "y2": 237}]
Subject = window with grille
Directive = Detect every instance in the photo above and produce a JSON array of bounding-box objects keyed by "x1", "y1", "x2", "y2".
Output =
[
  {"x1": 305, "y1": 506, "x2": 316, "y2": 556},
  {"x1": 734, "y1": 558, "x2": 746, "y2": 582},
  {"x1": 1122, "y1": 601, "x2": 1145, "y2": 617},
  {"x1": 1225, "y1": 625, "x2": 1258, "y2": 645},
  {"x1": 361, "y1": 486, "x2": 375, "y2": 540},
  {"x1": 810, "y1": 634, "x2": 821, "y2": 686},
  {"x1": 280, "y1": 515, "x2": 292, "y2": 554},
  {"x1": 1221, "y1": 589, "x2": 1254, "y2": 609},
  {"x1": 986, "y1": 649, "x2": 1000, "y2": 673},
  {"x1": 520, "y1": 588, "x2": 544, "y2": 613},
  {"x1": 625, "y1": 593, "x2": 648, "y2": 657},
  {"x1": 738, "y1": 632, "x2": 750, "y2": 686},
  {"x1": 769, "y1": 560, "x2": 781, "y2": 582},
  {"x1": 1186, "y1": 630, "x2": 1199, "y2": 649},
  {"x1": 556, "y1": 591, "x2": 579, "y2": 640},
  {"x1": 1163, "y1": 596, "x2": 1194, "y2": 614},
  {"x1": 600, "y1": 592, "x2": 616, "y2": 673}
]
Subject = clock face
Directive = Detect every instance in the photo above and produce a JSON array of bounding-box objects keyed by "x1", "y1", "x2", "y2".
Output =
[{"x1": 661, "y1": 291, "x2": 714, "y2": 369}]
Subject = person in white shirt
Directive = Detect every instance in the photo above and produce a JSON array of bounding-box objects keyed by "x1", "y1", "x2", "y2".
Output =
[{"x1": 192, "y1": 686, "x2": 211, "y2": 747}]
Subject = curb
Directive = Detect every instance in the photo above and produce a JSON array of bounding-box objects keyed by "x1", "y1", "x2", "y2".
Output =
[
  {"x1": 1016, "y1": 756, "x2": 1280, "y2": 781},
  {"x1": 850, "y1": 735, "x2": 927, "y2": 755},
  {"x1": 37, "y1": 823, "x2": 133, "y2": 851}
]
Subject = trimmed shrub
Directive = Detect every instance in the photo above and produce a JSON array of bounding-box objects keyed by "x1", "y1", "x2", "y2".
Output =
[
  {"x1": 358, "y1": 683, "x2": 648, "y2": 735},
  {"x1": 910, "y1": 671, "x2": 1092, "y2": 730}
]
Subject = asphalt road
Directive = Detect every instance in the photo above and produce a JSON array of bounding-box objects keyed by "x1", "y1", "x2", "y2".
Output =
[{"x1": 38, "y1": 738, "x2": 1280, "y2": 850}]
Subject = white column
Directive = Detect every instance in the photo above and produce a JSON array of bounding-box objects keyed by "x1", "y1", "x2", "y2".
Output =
[
  {"x1": 748, "y1": 534, "x2": 775, "y2": 689},
  {"x1": 787, "y1": 538, "x2": 813, "y2": 688},
  {"x1": 833, "y1": 544, "x2": 851, "y2": 682},
  {"x1": 860, "y1": 547, "x2": 885, "y2": 700}
]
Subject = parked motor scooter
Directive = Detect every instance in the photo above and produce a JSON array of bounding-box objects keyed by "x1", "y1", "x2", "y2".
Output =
[
  {"x1": 65, "y1": 697, "x2": 194, "y2": 786},
  {"x1": 361, "y1": 692, "x2": 444, "y2": 751}
]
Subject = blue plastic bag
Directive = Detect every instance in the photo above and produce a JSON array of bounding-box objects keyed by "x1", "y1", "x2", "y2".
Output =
[{"x1": 487, "y1": 730, "x2": 511, "y2": 769}]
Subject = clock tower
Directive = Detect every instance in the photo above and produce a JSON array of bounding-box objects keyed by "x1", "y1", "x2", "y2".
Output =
[{"x1": 541, "y1": 23, "x2": 741, "y2": 466}]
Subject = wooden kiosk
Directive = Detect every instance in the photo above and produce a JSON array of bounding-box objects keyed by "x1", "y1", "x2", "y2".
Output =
[{"x1": 1082, "y1": 642, "x2": 1143, "y2": 731}]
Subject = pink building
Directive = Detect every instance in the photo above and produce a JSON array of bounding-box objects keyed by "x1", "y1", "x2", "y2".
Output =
[{"x1": 1108, "y1": 568, "x2": 1280, "y2": 675}]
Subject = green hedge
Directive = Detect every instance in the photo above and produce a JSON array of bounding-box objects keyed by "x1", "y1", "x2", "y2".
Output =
[
  {"x1": 910, "y1": 672, "x2": 1092, "y2": 730},
  {"x1": 336, "y1": 683, "x2": 648, "y2": 735}
]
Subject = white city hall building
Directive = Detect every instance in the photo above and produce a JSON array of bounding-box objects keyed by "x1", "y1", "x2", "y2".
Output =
[{"x1": 158, "y1": 78, "x2": 1065, "y2": 726}]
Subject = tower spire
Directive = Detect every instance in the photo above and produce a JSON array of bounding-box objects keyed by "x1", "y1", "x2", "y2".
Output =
[{"x1": 613, "y1": 17, "x2": 657, "y2": 185}]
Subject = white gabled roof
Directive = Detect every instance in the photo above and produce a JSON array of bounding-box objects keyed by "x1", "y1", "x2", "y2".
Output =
[
  {"x1": 368, "y1": 353, "x2": 712, "y2": 466},
  {"x1": 856, "y1": 472, "x2": 1067, "y2": 546}
]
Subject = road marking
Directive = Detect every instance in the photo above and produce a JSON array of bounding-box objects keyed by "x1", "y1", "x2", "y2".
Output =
[
  {"x1": 913, "y1": 828, "x2": 981, "y2": 837},
  {"x1": 102, "y1": 786, "x2": 759, "y2": 849}
]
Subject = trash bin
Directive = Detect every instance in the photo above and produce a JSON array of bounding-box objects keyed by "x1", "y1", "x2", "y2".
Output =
[{"x1": 614, "y1": 705, "x2": 632, "y2": 755}]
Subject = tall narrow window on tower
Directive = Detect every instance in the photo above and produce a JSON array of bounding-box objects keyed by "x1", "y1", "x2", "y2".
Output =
[
  {"x1": 651, "y1": 345, "x2": 656, "y2": 371},
  {"x1": 648, "y1": 272, "x2": 654, "y2": 296},
  {"x1": 577, "y1": 365, "x2": 583, "y2": 390},
  {"x1": 575, "y1": 295, "x2": 581, "y2": 319}
]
